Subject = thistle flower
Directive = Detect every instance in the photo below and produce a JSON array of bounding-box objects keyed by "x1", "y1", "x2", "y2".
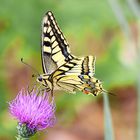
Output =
[{"x1": 9, "y1": 88, "x2": 56, "y2": 139}]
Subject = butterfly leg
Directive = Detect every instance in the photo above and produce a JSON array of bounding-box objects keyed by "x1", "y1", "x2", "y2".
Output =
[
  {"x1": 50, "y1": 83, "x2": 54, "y2": 97},
  {"x1": 27, "y1": 81, "x2": 38, "y2": 94},
  {"x1": 39, "y1": 86, "x2": 51, "y2": 92}
]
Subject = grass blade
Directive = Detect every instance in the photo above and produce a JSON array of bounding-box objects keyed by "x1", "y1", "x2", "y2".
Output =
[{"x1": 103, "y1": 93, "x2": 115, "y2": 140}]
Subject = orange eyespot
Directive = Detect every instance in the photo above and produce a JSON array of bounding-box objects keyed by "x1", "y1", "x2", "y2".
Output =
[{"x1": 83, "y1": 90, "x2": 90, "y2": 94}]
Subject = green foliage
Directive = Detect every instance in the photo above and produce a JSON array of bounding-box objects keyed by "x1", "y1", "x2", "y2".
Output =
[
  {"x1": 104, "y1": 94, "x2": 114, "y2": 140},
  {"x1": 0, "y1": 0, "x2": 137, "y2": 139}
]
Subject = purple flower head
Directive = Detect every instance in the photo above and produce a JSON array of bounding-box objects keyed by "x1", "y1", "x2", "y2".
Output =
[{"x1": 9, "y1": 88, "x2": 56, "y2": 131}]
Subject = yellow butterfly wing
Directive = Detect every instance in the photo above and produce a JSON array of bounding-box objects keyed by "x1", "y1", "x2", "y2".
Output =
[
  {"x1": 52, "y1": 56, "x2": 103, "y2": 95},
  {"x1": 39, "y1": 11, "x2": 104, "y2": 96},
  {"x1": 41, "y1": 11, "x2": 74, "y2": 74}
]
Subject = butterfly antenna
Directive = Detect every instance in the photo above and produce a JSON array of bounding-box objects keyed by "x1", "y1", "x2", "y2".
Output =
[
  {"x1": 21, "y1": 58, "x2": 40, "y2": 76},
  {"x1": 32, "y1": 74, "x2": 37, "y2": 78}
]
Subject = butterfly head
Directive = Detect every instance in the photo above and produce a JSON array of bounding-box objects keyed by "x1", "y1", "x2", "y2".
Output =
[{"x1": 37, "y1": 74, "x2": 52, "y2": 90}]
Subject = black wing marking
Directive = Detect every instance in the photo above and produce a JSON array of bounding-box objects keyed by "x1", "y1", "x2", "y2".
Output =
[
  {"x1": 51, "y1": 56, "x2": 98, "y2": 95},
  {"x1": 52, "y1": 56, "x2": 96, "y2": 79},
  {"x1": 41, "y1": 11, "x2": 74, "y2": 74}
]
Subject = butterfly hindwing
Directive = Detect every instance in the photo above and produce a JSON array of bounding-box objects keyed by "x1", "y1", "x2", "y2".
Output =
[
  {"x1": 55, "y1": 56, "x2": 96, "y2": 76},
  {"x1": 41, "y1": 11, "x2": 74, "y2": 74},
  {"x1": 51, "y1": 56, "x2": 102, "y2": 95},
  {"x1": 55, "y1": 74, "x2": 102, "y2": 95}
]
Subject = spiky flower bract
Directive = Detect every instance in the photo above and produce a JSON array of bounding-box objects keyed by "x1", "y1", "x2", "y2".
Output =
[{"x1": 9, "y1": 88, "x2": 56, "y2": 139}]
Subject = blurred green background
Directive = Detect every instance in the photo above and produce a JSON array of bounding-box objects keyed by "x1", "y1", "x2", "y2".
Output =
[{"x1": 0, "y1": 0, "x2": 139, "y2": 140}]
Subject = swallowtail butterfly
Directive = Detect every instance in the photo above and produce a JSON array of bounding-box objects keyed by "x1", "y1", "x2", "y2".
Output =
[{"x1": 37, "y1": 11, "x2": 105, "y2": 96}]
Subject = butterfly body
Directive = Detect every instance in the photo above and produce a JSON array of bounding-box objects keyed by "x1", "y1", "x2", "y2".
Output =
[{"x1": 37, "y1": 11, "x2": 105, "y2": 96}]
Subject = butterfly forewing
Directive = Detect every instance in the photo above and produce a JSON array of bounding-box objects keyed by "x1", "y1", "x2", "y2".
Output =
[{"x1": 41, "y1": 11, "x2": 74, "y2": 74}]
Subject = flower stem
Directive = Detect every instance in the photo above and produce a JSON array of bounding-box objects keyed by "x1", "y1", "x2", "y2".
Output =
[{"x1": 16, "y1": 136, "x2": 30, "y2": 140}]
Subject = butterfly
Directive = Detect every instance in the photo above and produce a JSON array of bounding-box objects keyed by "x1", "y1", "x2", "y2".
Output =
[{"x1": 37, "y1": 11, "x2": 106, "y2": 96}]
